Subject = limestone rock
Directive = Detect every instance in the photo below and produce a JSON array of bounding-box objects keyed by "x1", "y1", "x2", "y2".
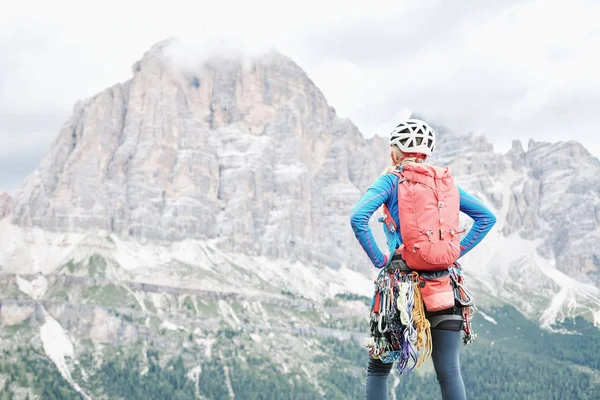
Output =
[
  {"x1": 9, "y1": 39, "x2": 600, "y2": 283},
  {"x1": 12, "y1": 41, "x2": 386, "y2": 270}
]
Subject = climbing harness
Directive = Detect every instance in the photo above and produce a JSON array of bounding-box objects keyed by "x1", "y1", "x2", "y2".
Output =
[{"x1": 364, "y1": 259, "x2": 478, "y2": 372}]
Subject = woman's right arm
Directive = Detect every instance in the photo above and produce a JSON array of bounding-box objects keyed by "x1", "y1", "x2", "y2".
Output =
[
  {"x1": 350, "y1": 175, "x2": 394, "y2": 268},
  {"x1": 458, "y1": 186, "x2": 497, "y2": 258}
]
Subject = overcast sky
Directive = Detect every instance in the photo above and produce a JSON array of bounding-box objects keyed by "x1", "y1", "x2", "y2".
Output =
[{"x1": 1, "y1": 0, "x2": 599, "y2": 194}]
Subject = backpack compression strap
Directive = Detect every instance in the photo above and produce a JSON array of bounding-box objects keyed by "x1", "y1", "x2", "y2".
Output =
[
  {"x1": 380, "y1": 204, "x2": 404, "y2": 258},
  {"x1": 380, "y1": 170, "x2": 404, "y2": 234},
  {"x1": 381, "y1": 204, "x2": 397, "y2": 233}
]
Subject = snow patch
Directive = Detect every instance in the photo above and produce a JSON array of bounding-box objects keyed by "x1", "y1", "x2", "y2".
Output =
[
  {"x1": 219, "y1": 350, "x2": 236, "y2": 399},
  {"x1": 16, "y1": 274, "x2": 48, "y2": 299},
  {"x1": 250, "y1": 333, "x2": 262, "y2": 343},
  {"x1": 40, "y1": 307, "x2": 91, "y2": 399},
  {"x1": 479, "y1": 311, "x2": 498, "y2": 325},
  {"x1": 218, "y1": 300, "x2": 241, "y2": 328},
  {"x1": 195, "y1": 338, "x2": 216, "y2": 358},
  {"x1": 0, "y1": 222, "x2": 85, "y2": 274},
  {"x1": 327, "y1": 267, "x2": 373, "y2": 298},
  {"x1": 593, "y1": 310, "x2": 600, "y2": 328},
  {"x1": 160, "y1": 320, "x2": 185, "y2": 331},
  {"x1": 187, "y1": 365, "x2": 202, "y2": 399},
  {"x1": 461, "y1": 227, "x2": 600, "y2": 327}
]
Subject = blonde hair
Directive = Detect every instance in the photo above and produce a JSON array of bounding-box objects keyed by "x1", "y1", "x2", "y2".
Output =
[{"x1": 382, "y1": 145, "x2": 426, "y2": 174}]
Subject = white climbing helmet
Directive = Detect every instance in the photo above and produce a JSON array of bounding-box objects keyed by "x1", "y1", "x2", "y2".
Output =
[{"x1": 389, "y1": 119, "x2": 436, "y2": 157}]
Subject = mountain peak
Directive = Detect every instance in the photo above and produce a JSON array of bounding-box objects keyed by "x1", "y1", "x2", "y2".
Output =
[
  {"x1": 126, "y1": 38, "x2": 330, "y2": 128},
  {"x1": 525, "y1": 139, "x2": 599, "y2": 168},
  {"x1": 138, "y1": 37, "x2": 299, "y2": 77},
  {"x1": 146, "y1": 37, "x2": 180, "y2": 57},
  {"x1": 10, "y1": 41, "x2": 377, "y2": 270},
  {"x1": 506, "y1": 139, "x2": 526, "y2": 169},
  {"x1": 511, "y1": 139, "x2": 525, "y2": 153}
]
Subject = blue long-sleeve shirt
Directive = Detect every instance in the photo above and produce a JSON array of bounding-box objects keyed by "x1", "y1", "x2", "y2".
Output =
[{"x1": 350, "y1": 173, "x2": 497, "y2": 268}]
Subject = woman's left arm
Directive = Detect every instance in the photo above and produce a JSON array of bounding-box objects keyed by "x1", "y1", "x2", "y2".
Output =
[{"x1": 458, "y1": 186, "x2": 497, "y2": 258}]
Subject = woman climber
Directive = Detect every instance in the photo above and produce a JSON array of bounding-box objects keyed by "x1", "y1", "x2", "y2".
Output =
[{"x1": 350, "y1": 119, "x2": 496, "y2": 400}]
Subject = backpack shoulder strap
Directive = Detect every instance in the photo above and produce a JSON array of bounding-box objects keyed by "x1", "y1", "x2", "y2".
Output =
[
  {"x1": 388, "y1": 169, "x2": 406, "y2": 183},
  {"x1": 380, "y1": 170, "x2": 408, "y2": 256}
]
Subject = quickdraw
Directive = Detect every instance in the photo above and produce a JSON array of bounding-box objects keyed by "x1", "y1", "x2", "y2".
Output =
[
  {"x1": 449, "y1": 264, "x2": 478, "y2": 345},
  {"x1": 364, "y1": 267, "x2": 432, "y2": 374}
]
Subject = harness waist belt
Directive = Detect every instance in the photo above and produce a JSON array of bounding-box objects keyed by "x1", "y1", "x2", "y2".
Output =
[{"x1": 428, "y1": 314, "x2": 464, "y2": 331}]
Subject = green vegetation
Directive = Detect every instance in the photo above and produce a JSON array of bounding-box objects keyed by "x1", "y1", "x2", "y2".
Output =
[
  {"x1": 460, "y1": 346, "x2": 596, "y2": 400},
  {"x1": 0, "y1": 346, "x2": 82, "y2": 400},
  {"x1": 198, "y1": 360, "x2": 229, "y2": 399},
  {"x1": 474, "y1": 305, "x2": 600, "y2": 371},
  {"x1": 0, "y1": 299, "x2": 598, "y2": 400},
  {"x1": 319, "y1": 305, "x2": 600, "y2": 400},
  {"x1": 64, "y1": 259, "x2": 76, "y2": 273},
  {"x1": 226, "y1": 356, "x2": 321, "y2": 400},
  {"x1": 335, "y1": 292, "x2": 372, "y2": 306},
  {"x1": 182, "y1": 296, "x2": 196, "y2": 314},
  {"x1": 99, "y1": 350, "x2": 196, "y2": 400},
  {"x1": 324, "y1": 298, "x2": 338, "y2": 307},
  {"x1": 82, "y1": 283, "x2": 140, "y2": 309},
  {"x1": 45, "y1": 285, "x2": 70, "y2": 300},
  {"x1": 0, "y1": 320, "x2": 32, "y2": 338},
  {"x1": 0, "y1": 280, "x2": 29, "y2": 299},
  {"x1": 87, "y1": 254, "x2": 107, "y2": 278},
  {"x1": 58, "y1": 254, "x2": 107, "y2": 277},
  {"x1": 324, "y1": 292, "x2": 372, "y2": 308}
]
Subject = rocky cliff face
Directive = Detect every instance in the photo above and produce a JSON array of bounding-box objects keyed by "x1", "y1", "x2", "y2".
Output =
[
  {"x1": 429, "y1": 126, "x2": 600, "y2": 286},
  {"x1": 510, "y1": 140, "x2": 600, "y2": 283},
  {"x1": 11, "y1": 39, "x2": 387, "y2": 270},
  {"x1": 7, "y1": 38, "x2": 600, "y2": 299}
]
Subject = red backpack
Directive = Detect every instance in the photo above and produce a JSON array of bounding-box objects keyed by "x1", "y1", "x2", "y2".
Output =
[{"x1": 382, "y1": 163, "x2": 462, "y2": 271}]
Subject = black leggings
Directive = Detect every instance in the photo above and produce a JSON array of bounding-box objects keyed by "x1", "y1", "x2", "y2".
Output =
[{"x1": 365, "y1": 329, "x2": 466, "y2": 400}]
